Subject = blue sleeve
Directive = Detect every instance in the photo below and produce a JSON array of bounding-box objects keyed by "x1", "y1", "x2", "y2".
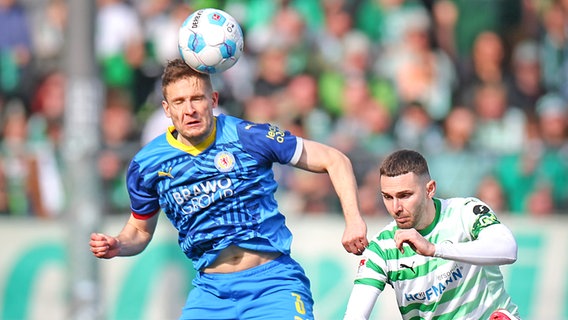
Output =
[
  {"x1": 236, "y1": 122, "x2": 303, "y2": 165},
  {"x1": 126, "y1": 160, "x2": 161, "y2": 216}
]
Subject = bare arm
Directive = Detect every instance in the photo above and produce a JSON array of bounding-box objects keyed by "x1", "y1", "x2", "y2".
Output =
[
  {"x1": 90, "y1": 213, "x2": 159, "y2": 259},
  {"x1": 293, "y1": 139, "x2": 368, "y2": 255}
]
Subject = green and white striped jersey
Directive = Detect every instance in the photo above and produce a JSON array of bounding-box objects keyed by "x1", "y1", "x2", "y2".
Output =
[{"x1": 354, "y1": 197, "x2": 519, "y2": 319}]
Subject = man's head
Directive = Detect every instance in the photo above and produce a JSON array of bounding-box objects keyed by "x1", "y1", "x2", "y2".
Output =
[
  {"x1": 161, "y1": 59, "x2": 218, "y2": 147},
  {"x1": 379, "y1": 150, "x2": 436, "y2": 230}
]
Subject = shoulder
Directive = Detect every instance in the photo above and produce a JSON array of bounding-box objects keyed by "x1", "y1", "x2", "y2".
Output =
[{"x1": 439, "y1": 197, "x2": 493, "y2": 215}]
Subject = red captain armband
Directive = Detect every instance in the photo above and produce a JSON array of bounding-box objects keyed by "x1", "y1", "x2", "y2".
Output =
[{"x1": 132, "y1": 209, "x2": 160, "y2": 220}]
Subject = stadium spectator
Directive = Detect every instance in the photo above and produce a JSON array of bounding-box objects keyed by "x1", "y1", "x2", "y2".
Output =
[
  {"x1": 95, "y1": 0, "x2": 145, "y2": 100},
  {"x1": 0, "y1": 99, "x2": 31, "y2": 215},
  {"x1": 470, "y1": 81, "x2": 527, "y2": 158},
  {"x1": 506, "y1": 39, "x2": 546, "y2": 117},
  {"x1": 427, "y1": 105, "x2": 493, "y2": 199},
  {"x1": 392, "y1": 100, "x2": 444, "y2": 154},
  {"x1": 344, "y1": 149, "x2": 519, "y2": 319},
  {"x1": 0, "y1": 0, "x2": 34, "y2": 108},
  {"x1": 27, "y1": 70, "x2": 66, "y2": 218},
  {"x1": 28, "y1": 0, "x2": 67, "y2": 76},
  {"x1": 455, "y1": 31, "x2": 510, "y2": 107},
  {"x1": 377, "y1": 6, "x2": 457, "y2": 121},
  {"x1": 98, "y1": 88, "x2": 141, "y2": 214},
  {"x1": 538, "y1": 0, "x2": 568, "y2": 100},
  {"x1": 493, "y1": 93, "x2": 568, "y2": 215}
]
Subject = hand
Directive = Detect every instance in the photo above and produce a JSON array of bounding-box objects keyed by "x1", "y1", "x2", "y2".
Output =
[
  {"x1": 90, "y1": 233, "x2": 120, "y2": 259},
  {"x1": 394, "y1": 229, "x2": 435, "y2": 256},
  {"x1": 342, "y1": 216, "x2": 368, "y2": 255}
]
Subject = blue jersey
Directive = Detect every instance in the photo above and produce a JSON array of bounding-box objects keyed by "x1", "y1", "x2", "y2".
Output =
[{"x1": 126, "y1": 114, "x2": 304, "y2": 271}]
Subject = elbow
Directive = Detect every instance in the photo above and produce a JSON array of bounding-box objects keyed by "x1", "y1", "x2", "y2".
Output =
[{"x1": 499, "y1": 237, "x2": 518, "y2": 265}]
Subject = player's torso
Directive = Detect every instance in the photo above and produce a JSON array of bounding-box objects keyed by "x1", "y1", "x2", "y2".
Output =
[{"x1": 132, "y1": 115, "x2": 298, "y2": 269}]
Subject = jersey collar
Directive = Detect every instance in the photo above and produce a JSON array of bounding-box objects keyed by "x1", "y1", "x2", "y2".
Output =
[{"x1": 166, "y1": 117, "x2": 217, "y2": 156}]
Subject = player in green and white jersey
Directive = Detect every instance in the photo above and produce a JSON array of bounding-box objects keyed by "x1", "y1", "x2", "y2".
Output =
[{"x1": 344, "y1": 149, "x2": 520, "y2": 320}]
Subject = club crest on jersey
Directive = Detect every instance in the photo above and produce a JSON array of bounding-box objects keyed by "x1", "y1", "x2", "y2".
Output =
[
  {"x1": 215, "y1": 151, "x2": 235, "y2": 172},
  {"x1": 357, "y1": 258, "x2": 367, "y2": 274}
]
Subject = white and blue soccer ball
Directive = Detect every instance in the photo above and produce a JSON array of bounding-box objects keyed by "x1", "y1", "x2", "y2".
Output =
[{"x1": 178, "y1": 8, "x2": 244, "y2": 74}]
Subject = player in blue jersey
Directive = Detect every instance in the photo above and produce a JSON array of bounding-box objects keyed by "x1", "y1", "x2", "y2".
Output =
[
  {"x1": 344, "y1": 149, "x2": 520, "y2": 320},
  {"x1": 89, "y1": 58, "x2": 368, "y2": 320}
]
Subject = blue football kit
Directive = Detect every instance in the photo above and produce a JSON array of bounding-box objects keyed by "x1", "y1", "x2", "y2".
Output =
[{"x1": 126, "y1": 114, "x2": 314, "y2": 319}]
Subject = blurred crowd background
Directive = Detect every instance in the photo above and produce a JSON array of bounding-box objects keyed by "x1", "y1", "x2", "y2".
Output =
[{"x1": 1, "y1": 0, "x2": 567, "y2": 219}]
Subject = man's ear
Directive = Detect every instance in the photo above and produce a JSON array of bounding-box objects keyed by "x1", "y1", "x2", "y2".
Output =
[
  {"x1": 426, "y1": 180, "x2": 436, "y2": 198},
  {"x1": 162, "y1": 100, "x2": 172, "y2": 118},
  {"x1": 211, "y1": 91, "x2": 219, "y2": 108}
]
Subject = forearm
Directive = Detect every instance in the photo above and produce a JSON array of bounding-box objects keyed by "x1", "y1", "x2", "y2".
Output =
[
  {"x1": 434, "y1": 224, "x2": 517, "y2": 265},
  {"x1": 326, "y1": 150, "x2": 361, "y2": 221},
  {"x1": 115, "y1": 215, "x2": 157, "y2": 256},
  {"x1": 344, "y1": 284, "x2": 381, "y2": 320}
]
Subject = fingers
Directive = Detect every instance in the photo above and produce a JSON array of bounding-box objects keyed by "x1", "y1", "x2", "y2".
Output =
[
  {"x1": 344, "y1": 236, "x2": 368, "y2": 255},
  {"x1": 394, "y1": 229, "x2": 412, "y2": 253},
  {"x1": 89, "y1": 233, "x2": 110, "y2": 258}
]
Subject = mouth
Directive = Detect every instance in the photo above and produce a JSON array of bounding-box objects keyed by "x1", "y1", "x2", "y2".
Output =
[{"x1": 184, "y1": 119, "x2": 201, "y2": 128}]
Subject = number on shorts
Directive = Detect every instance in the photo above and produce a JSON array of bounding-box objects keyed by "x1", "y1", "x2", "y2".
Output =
[{"x1": 291, "y1": 292, "x2": 306, "y2": 315}]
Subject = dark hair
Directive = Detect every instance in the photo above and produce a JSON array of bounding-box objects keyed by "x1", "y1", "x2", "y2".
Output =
[
  {"x1": 379, "y1": 149, "x2": 430, "y2": 178},
  {"x1": 161, "y1": 58, "x2": 213, "y2": 98}
]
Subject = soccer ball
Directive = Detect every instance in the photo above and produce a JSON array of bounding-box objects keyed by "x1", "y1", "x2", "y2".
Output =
[{"x1": 178, "y1": 8, "x2": 244, "y2": 74}]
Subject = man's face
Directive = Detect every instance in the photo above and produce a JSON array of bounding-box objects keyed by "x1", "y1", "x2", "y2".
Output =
[
  {"x1": 379, "y1": 172, "x2": 435, "y2": 230},
  {"x1": 162, "y1": 77, "x2": 218, "y2": 146}
]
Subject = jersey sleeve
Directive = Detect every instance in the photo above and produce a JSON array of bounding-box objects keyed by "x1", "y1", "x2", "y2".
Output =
[
  {"x1": 460, "y1": 197, "x2": 502, "y2": 239},
  {"x1": 126, "y1": 159, "x2": 161, "y2": 218},
  {"x1": 236, "y1": 121, "x2": 303, "y2": 165}
]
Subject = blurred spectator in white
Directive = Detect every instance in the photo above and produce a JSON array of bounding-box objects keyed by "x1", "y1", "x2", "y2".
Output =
[
  {"x1": 471, "y1": 82, "x2": 527, "y2": 158},
  {"x1": 392, "y1": 100, "x2": 444, "y2": 154},
  {"x1": 428, "y1": 106, "x2": 493, "y2": 198},
  {"x1": 0, "y1": 0, "x2": 34, "y2": 108},
  {"x1": 376, "y1": 6, "x2": 457, "y2": 121},
  {"x1": 95, "y1": 0, "x2": 145, "y2": 92},
  {"x1": 136, "y1": 0, "x2": 185, "y2": 64},
  {"x1": 311, "y1": 0, "x2": 355, "y2": 73},
  {"x1": 29, "y1": 0, "x2": 67, "y2": 75}
]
